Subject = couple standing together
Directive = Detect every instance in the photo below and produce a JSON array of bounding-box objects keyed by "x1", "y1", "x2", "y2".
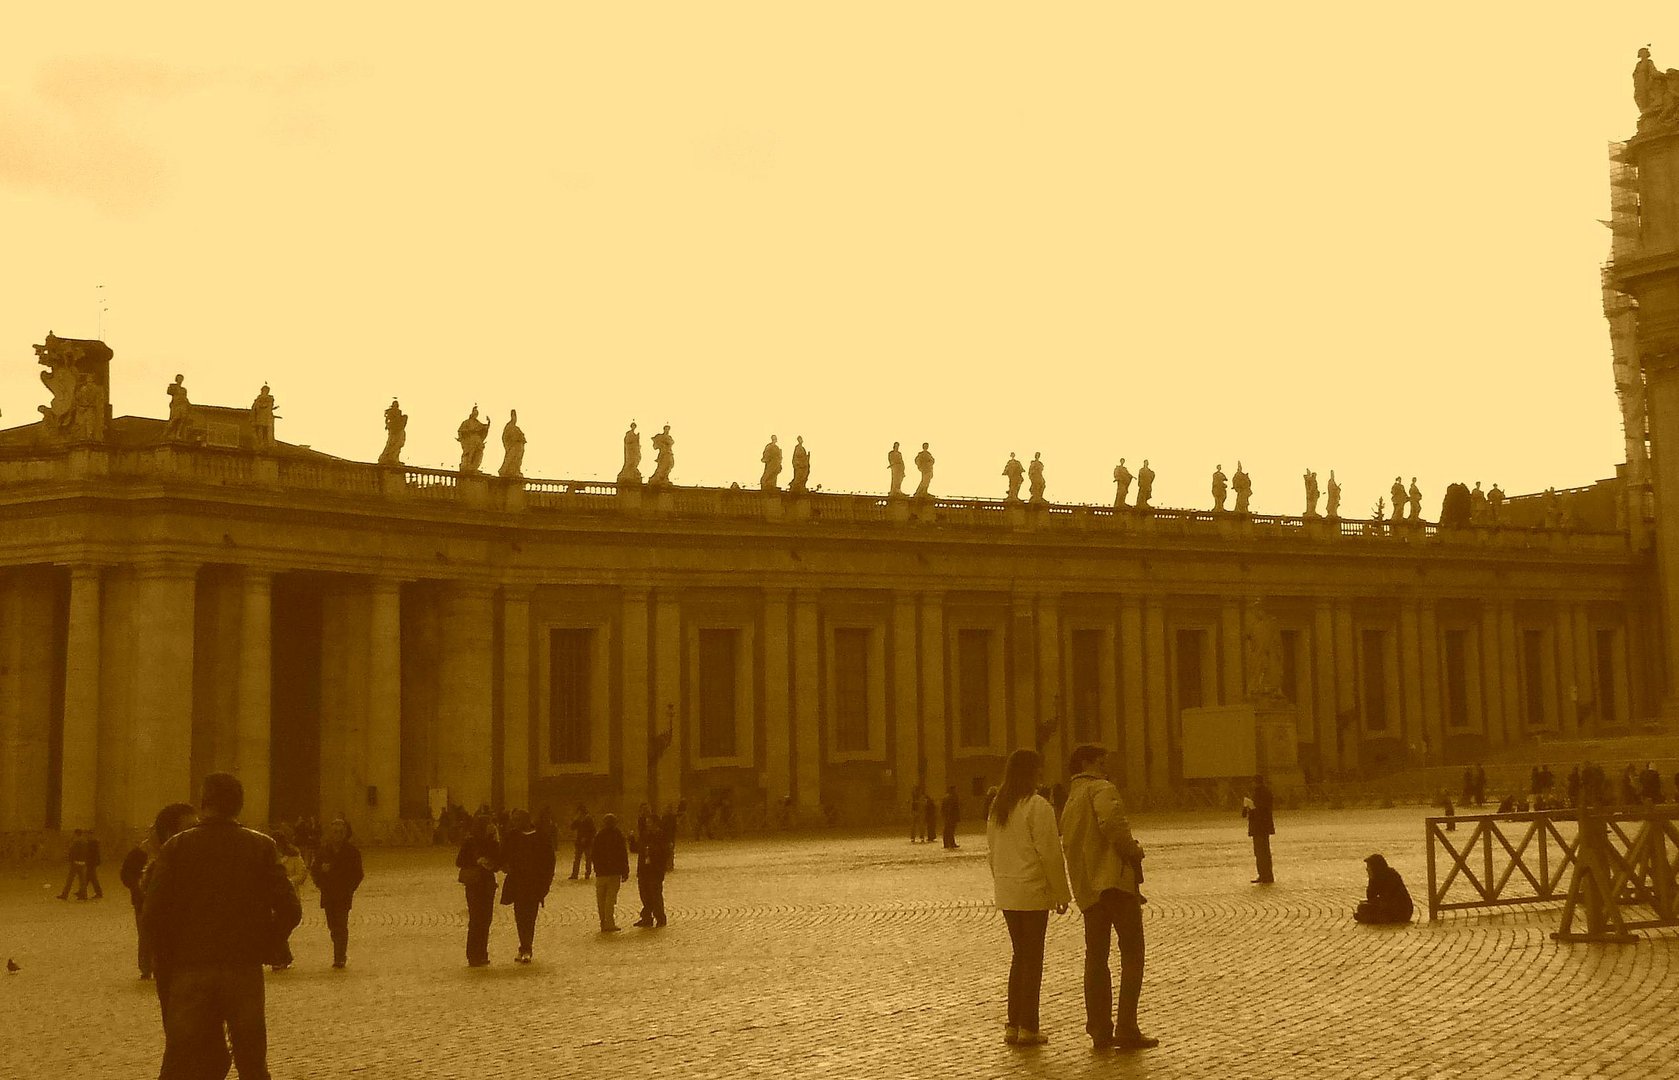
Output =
[{"x1": 985, "y1": 744, "x2": 1157, "y2": 1052}]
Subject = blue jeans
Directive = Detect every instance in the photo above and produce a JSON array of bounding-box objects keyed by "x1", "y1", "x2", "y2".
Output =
[
  {"x1": 1002, "y1": 910, "x2": 1048, "y2": 1031},
  {"x1": 1082, "y1": 889, "x2": 1145, "y2": 1040},
  {"x1": 159, "y1": 965, "x2": 268, "y2": 1080}
]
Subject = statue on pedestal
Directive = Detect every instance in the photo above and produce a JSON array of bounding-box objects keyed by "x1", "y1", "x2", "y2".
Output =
[
  {"x1": 251, "y1": 384, "x2": 277, "y2": 450},
  {"x1": 1389, "y1": 477, "x2": 1406, "y2": 522},
  {"x1": 914, "y1": 442, "x2": 934, "y2": 498},
  {"x1": 379, "y1": 399, "x2": 407, "y2": 466},
  {"x1": 1232, "y1": 462, "x2": 1252, "y2": 515},
  {"x1": 1543, "y1": 487, "x2": 1560, "y2": 529},
  {"x1": 164, "y1": 374, "x2": 193, "y2": 443},
  {"x1": 1470, "y1": 481, "x2": 1488, "y2": 524},
  {"x1": 1304, "y1": 469, "x2": 1320, "y2": 518},
  {"x1": 1325, "y1": 470, "x2": 1341, "y2": 520},
  {"x1": 1242, "y1": 598, "x2": 1286, "y2": 703},
  {"x1": 1488, "y1": 483, "x2": 1505, "y2": 524},
  {"x1": 1406, "y1": 478, "x2": 1422, "y2": 522},
  {"x1": 650, "y1": 424, "x2": 676, "y2": 487},
  {"x1": 1441, "y1": 482, "x2": 1471, "y2": 529},
  {"x1": 34, "y1": 333, "x2": 111, "y2": 443},
  {"x1": 760, "y1": 435, "x2": 782, "y2": 491},
  {"x1": 499, "y1": 410, "x2": 526, "y2": 478},
  {"x1": 1028, "y1": 452, "x2": 1046, "y2": 504},
  {"x1": 1002, "y1": 452, "x2": 1025, "y2": 501},
  {"x1": 457, "y1": 406, "x2": 491, "y2": 474},
  {"x1": 887, "y1": 441, "x2": 906, "y2": 497},
  {"x1": 1136, "y1": 459, "x2": 1155, "y2": 510},
  {"x1": 1212, "y1": 464, "x2": 1228, "y2": 511},
  {"x1": 1113, "y1": 458, "x2": 1133, "y2": 509},
  {"x1": 790, "y1": 436, "x2": 810, "y2": 494},
  {"x1": 1635, "y1": 48, "x2": 1679, "y2": 131},
  {"x1": 619, "y1": 421, "x2": 642, "y2": 485}
]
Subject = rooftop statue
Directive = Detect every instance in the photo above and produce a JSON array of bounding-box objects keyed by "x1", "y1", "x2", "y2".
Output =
[
  {"x1": 457, "y1": 405, "x2": 490, "y2": 474},
  {"x1": 499, "y1": 410, "x2": 526, "y2": 479},
  {"x1": 1212, "y1": 464, "x2": 1228, "y2": 511},
  {"x1": 914, "y1": 442, "x2": 934, "y2": 498},
  {"x1": 1113, "y1": 458, "x2": 1133, "y2": 510},
  {"x1": 790, "y1": 436, "x2": 810, "y2": 494},
  {"x1": 1634, "y1": 47, "x2": 1679, "y2": 131},
  {"x1": 650, "y1": 424, "x2": 676, "y2": 487},
  {"x1": 251, "y1": 384, "x2": 277, "y2": 451},
  {"x1": 1003, "y1": 452, "x2": 1024, "y2": 501},
  {"x1": 34, "y1": 332, "x2": 110, "y2": 444},
  {"x1": 1303, "y1": 469, "x2": 1320, "y2": 518},
  {"x1": 1232, "y1": 462, "x2": 1252, "y2": 515},
  {"x1": 761, "y1": 435, "x2": 782, "y2": 492},
  {"x1": 887, "y1": 441, "x2": 906, "y2": 498},
  {"x1": 1406, "y1": 478, "x2": 1422, "y2": 522},
  {"x1": 1325, "y1": 470, "x2": 1341, "y2": 520},
  {"x1": 1389, "y1": 477, "x2": 1406, "y2": 522},
  {"x1": 164, "y1": 374, "x2": 193, "y2": 443},
  {"x1": 619, "y1": 421, "x2": 642, "y2": 485},
  {"x1": 1028, "y1": 452, "x2": 1046, "y2": 505},
  {"x1": 379, "y1": 399, "x2": 407, "y2": 466},
  {"x1": 1488, "y1": 483, "x2": 1505, "y2": 523},
  {"x1": 1136, "y1": 459, "x2": 1155, "y2": 510},
  {"x1": 1470, "y1": 481, "x2": 1488, "y2": 524}
]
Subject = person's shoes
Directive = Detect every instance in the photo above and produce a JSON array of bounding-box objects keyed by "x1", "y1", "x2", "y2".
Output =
[
  {"x1": 139, "y1": 972, "x2": 153, "y2": 981},
  {"x1": 602, "y1": 925, "x2": 622, "y2": 933},
  {"x1": 654, "y1": 919, "x2": 666, "y2": 928},
  {"x1": 633, "y1": 918, "x2": 652, "y2": 927},
  {"x1": 270, "y1": 963, "x2": 291, "y2": 972},
  {"x1": 1115, "y1": 1032, "x2": 1160, "y2": 1050},
  {"x1": 468, "y1": 959, "x2": 490, "y2": 967},
  {"x1": 567, "y1": 874, "x2": 578, "y2": 880},
  {"x1": 514, "y1": 951, "x2": 531, "y2": 964},
  {"x1": 1251, "y1": 878, "x2": 1274, "y2": 884},
  {"x1": 1014, "y1": 1030, "x2": 1048, "y2": 1046},
  {"x1": 1003, "y1": 1025, "x2": 1019, "y2": 1045},
  {"x1": 55, "y1": 895, "x2": 66, "y2": 901}
]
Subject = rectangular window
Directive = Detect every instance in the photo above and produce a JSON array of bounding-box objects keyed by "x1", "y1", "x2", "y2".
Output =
[
  {"x1": 698, "y1": 629, "x2": 738, "y2": 758},
  {"x1": 1070, "y1": 630, "x2": 1102, "y2": 742},
  {"x1": 958, "y1": 629, "x2": 991, "y2": 748},
  {"x1": 1175, "y1": 629, "x2": 1205, "y2": 710},
  {"x1": 1596, "y1": 629, "x2": 1619, "y2": 727},
  {"x1": 1443, "y1": 629, "x2": 1470, "y2": 728},
  {"x1": 1521, "y1": 629, "x2": 1547, "y2": 728},
  {"x1": 1278, "y1": 630, "x2": 1300, "y2": 704},
  {"x1": 834, "y1": 628, "x2": 871, "y2": 753},
  {"x1": 548, "y1": 629, "x2": 591, "y2": 764},
  {"x1": 1361, "y1": 629, "x2": 1388, "y2": 731}
]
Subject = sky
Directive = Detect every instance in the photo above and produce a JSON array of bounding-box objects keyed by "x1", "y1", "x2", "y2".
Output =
[{"x1": 1, "y1": 3, "x2": 1674, "y2": 514}]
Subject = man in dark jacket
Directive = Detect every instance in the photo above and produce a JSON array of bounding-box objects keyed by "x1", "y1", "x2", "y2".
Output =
[
  {"x1": 310, "y1": 819, "x2": 364, "y2": 969},
  {"x1": 1354, "y1": 853, "x2": 1414, "y2": 924},
  {"x1": 84, "y1": 831, "x2": 104, "y2": 899},
  {"x1": 1246, "y1": 775, "x2": 1275, "y2": 884},
  {"x1": 590, "y1": 813, "x2": 630, "y2": 932},
  {"x1": 922, "y1": 793, "x2": 938, "y2": 844},
  {"x1": 142, "y1": 772, "x2": 302, "y2": 1080},
  {"x1": 634, "y1": 819, "x2": 670, "y2": 928},
  {"x1": 569, "y1": 804, "x2": 595, "y2": 880},
  {"x1": 57, "y1": 829, "x2": 91, "y2": 901},
  {"x1": 120, "y1": 830, "x2": 155, "y2": 978},
  {"x1": 940, "y1": 787, "x2": 960, "y2": 849},
  {"x1": 500, "y1": 809, "x2": 557, "y2": 962}
]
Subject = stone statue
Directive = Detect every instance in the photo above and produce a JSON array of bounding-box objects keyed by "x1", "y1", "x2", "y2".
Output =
[
  {"x1": 1325, "y1": 470, "x2": 1341, "y2": 519},
  {"x1": 457, "y1": 405, "x2": 490, "y2": 474},
  {"x1": 1003, "y1": 452, "x2": 1025, "y2": 501},
  {"x1": 650, "y1": 424, "x2": 676, "y2": 487},
  {"x1": 1136, "y1": 459, "x2": 1155, "y2": 510},
  {"x1": 619, "y1": 421, "x2": 642, "y2": 485},
  {"x1": 1232, "y1": 462, "x2": 1252, "y2": 515},
  {"x1": 1113, "y1": 458, "x2": 1133, "y2": 509},
  {"x1": 1441, "y1": 482, "x2": 1472, "y2": 529},
  {"x1": 164, "y1": 374, "x2": 193, "y2": 443},
  {"x1": 790, "y1": 436, "x2": 810, "y2": 494},
  {"x1": 1212, "y1": 464, "x2": 1228, "y2": 511},
  {"x1": 1406, "y1": 478, "x2": 1422, "y2": 522},
  {"x1": 1304, "y1": 469, "x2": 1320, "y2": 518},
  {"x1": 888, "y1": 441, "x2": 906, "y2": 497},
  {"x1": 1488, "y1": 483, "x2": 1505, "y2": 524},
  {"x1": 379, "y1": 399, "x2": 407, "y2": 466},
  {"x1": 1027, "y1": 452, "x2": 1046, "y2": 504},
  {"x1": 914, "y1": 442, "x2": 934, "y2": 498},
  {"x1": 499, "y1": 410, "x2": 526, "y2": 478},
  {"x1": 34, "y1": 333, "x2": 110, "y2": 443},
  {"x1": 1543, "y1": 487, "x2": 1560, "y2": 529},
  {"x1": 760, "y1": 435, "x2": 782, "y2": 492},
  {"x1": 1634, "y1": 47, "x2": 1679, "y2": 131},
  {"x1": 1242, "y1": 598, "x2": 1286, "y2": 703},
  {"x1": 1389, "y1": 477, "x2": 1406, "y2": 522},
  {"x1": 251, "y1": 384, "x2": 276, "y2": 450},
  {"x1": 1470, "y1": 481, "x2": 1488, "y2": 524}
]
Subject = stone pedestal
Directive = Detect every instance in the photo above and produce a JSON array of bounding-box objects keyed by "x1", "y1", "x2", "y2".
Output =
[{"x1": 1254, "y1": 700, "x2": 1305, "y2": 794}]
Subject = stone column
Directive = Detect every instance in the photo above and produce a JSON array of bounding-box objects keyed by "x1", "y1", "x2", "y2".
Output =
[
  {"x1": 919, "y1": 593, "x2": 947, "y2": 799},
  {"x1": 1333, "y1": 604, "x2": 1358, "y2": 771},
  {"x1": 1036, "y1": 595, "x2": 1063, "y2": 781},
  {"x1": 1118, "y1": 598, "x2": 1147, "y2": 793},
  {"x1": 1011, "y1": 596, "x2": 1038, "y2": 753},
  {"x1": 1311, "y1": 600, "x2": 1339, "y2": 779},
  {"x1": 792, "y1": 592, "x2": 821, "y2": 813},
  {"x1": 233, "y1": 570, "x2": 272, "y2": 827},
  {"x1": 891, "y1": 593, "x2": 919, "y2": 809},
  {"x1": 1143, "y1": 598, "x2": 1170, "y2": 791},
  {"x1": 1573, "y1": 606, "x2": 1595, "y2": 735},
  {"x1": 1555, "y1": 604, "x2": 1579, "y2": 738},
  {"x1": 619, "y1": 588, "x2": 651, "y2": 815},
  {"x1": 1097, "y1": 621, "x2": 1120, "y2": 778},
  {"x1": 1479, "y1": 604, "x2": 1505, "y2": 747},
  {"x1": 652, "y1": 592, "x2": 682, "y2": 813},
  {"x1": 501, "y1": 588, "x2": 532, "y2": 815},
  {"x1": 1418, "y1": 601, "x2": 1443, "y2": 763},
  {"x1": 1500, "y1": 603, "x2": 1522, "y2": 741},
  {"x1": 763, "y1": 589, "x2": 793, "y2": 806},
  {"x1": 1219, "y1": 599, "x2": 1244, "y2": 704},
  {"x1": 58, "y1": 565, "x2": 103, "y2": 831},
  {"x1": 365, "y1": 579, "x2": 401, "y2": 826},
  {"x1": 439, "y1": 583, "x2": 495, "y2": 812},
  {"x1": 1399, "y1": 603, "x2": 1424, "y2": 756},
  {"x1": 130, "y1": 564, "x2": 198, "y2": 826}
]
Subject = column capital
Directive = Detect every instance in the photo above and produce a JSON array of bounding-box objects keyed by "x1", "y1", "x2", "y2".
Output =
[
  {"x1": 620, "y1": 584, "x2": 652, "y2": 603},
  {"x1": 368, "y1": 575, "x2": 402, "y2": 597},
  {"x1": 500, "y1": 584, "x2": 533, "y2": 605},
  {"x1": 133, "y1": 559, "x2": 198, "y2": 581},
  {"x1": 445, "y1": 580, "x2": 497, "y2": 601},
  {"x1": 65, "y1": 562, "x2": 106, "y2": 582},
  {"x1": 761, "y1": 586, "x2": 793, "y2": 604}
]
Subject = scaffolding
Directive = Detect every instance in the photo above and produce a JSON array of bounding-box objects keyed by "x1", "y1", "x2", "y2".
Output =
[{"x1": 1605, "y1": 140, "x2": 1651, "y2": 510}]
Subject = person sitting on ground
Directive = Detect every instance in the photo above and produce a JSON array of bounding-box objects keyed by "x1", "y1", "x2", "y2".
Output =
[
  {"x1": 1354, "y1": 854, "x2": 1414, "y2": 925},
  {"x1": 1496, "y1": 794, "x2": 1516, "y2": 814}
]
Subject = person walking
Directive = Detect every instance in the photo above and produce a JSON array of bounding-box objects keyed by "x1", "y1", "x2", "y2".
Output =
[
  {"x1": 309, "y1": 819, "x2": 363, "y2": 970},
  {"x1": 590, "y1": 813, "x2": 630, "y2": 932},
  {"x1": 985, "y1": 749, "x2": 1072, "y2": 1047},
  {"x1": 120, "y1": 828, "x2": 157, "y2": 978},
  {"x1": 910, "y1": 785, "x2": 925, "y2": 843},
  {"x1": 1247, "y1": 774, "x2": 1276, "y2": 884},
  {"x1": 140, "y1": 803, "x2": 199, "y2": 1010},
  {"x1": 456, "y1": 816, "x2": 501, "y2": 967},
  {"x1": 142, "y1": 773, "x2": 302, "y2": 1079},
  {"x1": 941, "y1": 786, "x2": 961, "y2": 849},
  {"x1": 1060, "y1": 744, "x2": 1157, "y2": 1051},
  {"x1": 56, "y1": 829, "x2": 92, "y2": 901},
  {"x1": 569, "y1": 804, "x2": 596, "y2": 881},
  {"x1": 84, "y1": 830, "x2": 104, "y2": 899},
  {"x1": 922, "y1": 793, "x2": 937, "y2": 844},
  {"x1": 500, "y1": 809, "x2": 557, "y2": 963},
  {"x1": 634, "y1": 818, "x2": 670, "y2": 928}
]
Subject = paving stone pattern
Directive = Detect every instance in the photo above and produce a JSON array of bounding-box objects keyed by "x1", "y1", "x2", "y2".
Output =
[{"x1": 1, "y1": 807, "x2": 1675, "y2": 1079}]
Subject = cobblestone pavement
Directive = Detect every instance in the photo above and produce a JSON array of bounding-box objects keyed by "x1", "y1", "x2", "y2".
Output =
[{"x1": 2, "y1": 806, "x2": 1676, "y2": 1079}]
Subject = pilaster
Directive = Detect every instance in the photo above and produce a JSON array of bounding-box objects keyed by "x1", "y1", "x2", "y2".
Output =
[
  {"x1": 234, "y1": 569, "x2": 272, "y2": 826},
  {"x1": 58, "y1": 566, "x2": 103, "y2": 830},
  {"x1": 129, "y1": 563, "x2": 198, "y2": 825}
]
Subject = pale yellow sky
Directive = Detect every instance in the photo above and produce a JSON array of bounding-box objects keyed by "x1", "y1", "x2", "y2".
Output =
[{"x1": 1, "y1": 4, "x2": 1673, "y2": 512}]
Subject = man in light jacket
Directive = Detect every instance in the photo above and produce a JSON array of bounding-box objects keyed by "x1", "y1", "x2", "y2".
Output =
[{"x1": 1059, "y1": 743, "x2": 1158, "y2": 1051}]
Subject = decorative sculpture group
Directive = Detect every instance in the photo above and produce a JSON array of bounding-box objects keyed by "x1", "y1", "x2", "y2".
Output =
[
  {"x1": 34, "y1": 333, "x2": 110, "y2": 443},
  {"x1": 1635, "y1": 47, "x2": 1679, "y2": 132},
  {"x1": 1110, "y1": 458, "x2": 1155, "y2": 510}
]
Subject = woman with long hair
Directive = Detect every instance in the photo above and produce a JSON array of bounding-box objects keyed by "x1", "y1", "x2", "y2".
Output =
[{"x1": 985, "y1": 748, "x2": 1071, "y2": 1047}]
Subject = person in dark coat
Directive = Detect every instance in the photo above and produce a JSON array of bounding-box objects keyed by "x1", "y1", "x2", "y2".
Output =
[
  {"x1": 138, "y1": 804, "x2": 198, "y2": 1002},
  {"x1": 1640, "y1": 762, "x2": 1663, "y2": 804},
  {"x1": 456, "y1": 816, "x2": 501, "y2": 967},
  {"x1": 922, "y1": 793, "x2": 938, "y2": 844},
  {"x1": 941, "y1": 787, "x2": 961, "y2": 849},
  {"x1": 57, "y1": 829, "x2": 92, "y2": 901},
  {"x1": 84, "y1": 831, "x2": 104, "y2": 899},
  {"x1": 660, "y1": 805, "x2": 680, "y2": 871},
  {"x1": 633, "y1": 818, "x2": 670, "y2": 928},
  {"x1": 1354, "y1": 853, "x2": 1414, "y2": 924},
  {"x1": 1246, "y1": 775, "x2": 1275, "y2": 884},
  {"x1": 309, "y1": 819, "x2": 364, "y2": 969},
  {"x1": 568, "y1": 804, "x2": 596, "y2": 880},
  {"x1": 590, "y1": 813, "x2": 630, "y2": 932},
  {"x1": 120, "y1": 830, "x2": 154, "y2": 977},
  {"x1": 500, "y1": 809, "x2": 557, "y2": 963},
  {"x1": 142, "y1": 773, "x2": 301, "y2": 1080},
  {"x1": 536, "y1": 806, "x2": 559, "y2": 852}
]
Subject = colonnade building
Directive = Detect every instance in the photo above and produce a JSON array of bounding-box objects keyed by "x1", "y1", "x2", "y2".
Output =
[{"x1": 0, "y1": 364, "x2": 1654, "y2": 837}]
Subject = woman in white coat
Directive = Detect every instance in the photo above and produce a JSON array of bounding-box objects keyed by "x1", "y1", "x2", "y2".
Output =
[{"x1": 986, "y1": 748, "x2": 1073, "y2": 1046}]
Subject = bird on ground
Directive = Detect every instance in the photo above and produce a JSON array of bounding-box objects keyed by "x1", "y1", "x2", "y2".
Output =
[{"x1": 6, "y1": 959, "x2": 19, "y2": 973}]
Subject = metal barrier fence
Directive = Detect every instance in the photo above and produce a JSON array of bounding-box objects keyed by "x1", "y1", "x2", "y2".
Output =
[
  {"x1": 1553, "y1": 809, "x2": 1679, "y2": 942},
  {"x1": 1426, "y1": 810, "x2": 1580, "y2": 920}
]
